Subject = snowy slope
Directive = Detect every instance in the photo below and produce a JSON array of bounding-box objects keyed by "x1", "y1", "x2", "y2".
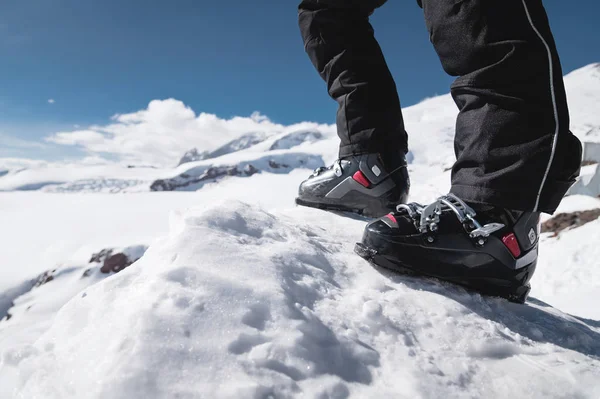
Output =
[
  {"x1": 565, "y1": 63, "x2": 600, "y2": 141},
  {"x1": 7, "y1": 202, "x2": 600, "y2": 399}
]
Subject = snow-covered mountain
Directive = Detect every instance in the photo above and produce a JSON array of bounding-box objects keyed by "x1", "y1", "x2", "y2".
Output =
[{"x1": 1, "y1": 63, "x2": 600, "y2": 398}]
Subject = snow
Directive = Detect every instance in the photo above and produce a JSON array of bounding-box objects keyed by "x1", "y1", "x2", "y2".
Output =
[
  {"x1": 568, "y1": 163, "x2": 600, "y2": 198},
  {"x1": 0, "y1": 170, "x2": 311, "y2": 291},
  {"x1": 7, "y1": 202, "x2": 600, "y2": 399},
  {"x1": 1, "y1": 63, "x2": 600, "y2": 398},
  {"x1": 564, "y1": 63, "x2": 600, "y2": 142}
]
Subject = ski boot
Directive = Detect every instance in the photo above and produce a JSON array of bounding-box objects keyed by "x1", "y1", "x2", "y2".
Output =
[
  {"x1": 295, "y1": 153, "x2": 410, "y2": 218},
  {"x1": 355, "y1": 193, "x2": 540, "y2": 303}
]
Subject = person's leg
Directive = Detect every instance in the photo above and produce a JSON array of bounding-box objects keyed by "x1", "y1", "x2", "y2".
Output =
[
  {"x1": 420, "y1": 0, "x2": 582, "y2": 214},
  {"x1": 295, "y1": 0, "x2": 410, "y2": 217},
  {"x1": 298, "y1": 0, "x2": 408, "y2": 164},
  {"x1": 356, "y1": 0, "x2": 583, "y2": 302}
]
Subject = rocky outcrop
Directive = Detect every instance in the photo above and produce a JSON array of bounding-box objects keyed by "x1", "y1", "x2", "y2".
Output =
[
  {"x1": 151, "y1": 164, "x2": 259, "y2": 191},
  {"x1": 151, "y1": 153, "x2": 323, "y2": 192},
  {"x1": 177, "y1": 148, "x2": 210, "y2": 166},
  {"x1": 89, "y1": 246, "x2": 147, "y2": 274},
  {"x1": 177, "y1": 133, "x2": 268, "y2": 166},
  {"x1": 207, "y1": 132, "x2": 267, "y2": 159},
  {"x1": 269, "y1": 131, "x2": 323, "y2": 151},
  {"x1": 0, "y1": 280, "x2": 36, "y2": 322},
  {"x1": 541, "y1": 209, "x2": 600, "y2": 235}
]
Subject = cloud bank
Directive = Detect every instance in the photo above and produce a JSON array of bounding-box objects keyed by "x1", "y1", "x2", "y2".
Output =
[{"x1": 46, "y1": 99, "x2": 333, "y2": 166}]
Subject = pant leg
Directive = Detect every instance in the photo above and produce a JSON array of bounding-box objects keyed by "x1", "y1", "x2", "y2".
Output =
[
  {"x1": 298, "y1": 0, "x2": 409, "y2": 163},
  {"x1": 421, "y1": 0, "x2": 582, "y2": 213}
]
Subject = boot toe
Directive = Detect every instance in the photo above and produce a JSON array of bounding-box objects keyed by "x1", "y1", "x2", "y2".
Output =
[{"x1": 366, "y1": 215, "x2": 397, "y2": 235}]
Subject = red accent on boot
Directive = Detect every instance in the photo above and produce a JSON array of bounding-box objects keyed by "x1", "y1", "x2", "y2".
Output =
[
  {"x1": 385, "y1": 213, "x2": 397, "y2": 223},
  {"x1": 353, "y1": 171, "x2": 371, "y2": 188},
  {"x1": 502, "y1": 233, "x2": 522, "y2": 258}
]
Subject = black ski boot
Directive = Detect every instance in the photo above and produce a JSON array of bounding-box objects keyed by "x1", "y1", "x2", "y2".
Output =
[
  {"x1": 295, "y1": 153, "x2": 410, "y2": 218},
  {"x1": 355, "y1": 193, "x2": 540, "y2": 303}
]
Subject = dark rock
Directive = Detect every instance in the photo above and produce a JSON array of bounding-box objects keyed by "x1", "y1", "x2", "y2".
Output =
[
  {"x1": 101, "y1": 253, "x2": 132, "y2": 274},
  {"x1": 92, "y1": 247, "x2": 146, "y2": 274},
  {"x1": 34, "y1": 271, "x2": 55, "y2": 287},
  {"x1": 269, "y1": 160, "x2": 290, "y2": 169},
  {"x1": 269, "y1": 131, "x2": 323, "y2": 151},
  {"x1": 151, "y1": 165, "x2": 259, "y2": 191},
  {"x1": 541, "y1": 209, "x2": 600, "y2": 235},
  {"x1": 244, "y1": 164, "x2": 259, "y2": 176},
  {"x1": 178, "y1": 148, "x2": 210, "y2": 166},
  {"x1": 90, "y1": 249, "x2": 113, "y2": 263}
]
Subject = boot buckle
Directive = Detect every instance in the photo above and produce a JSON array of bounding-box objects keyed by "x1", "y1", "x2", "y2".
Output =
[{"x1": 415, "y1": 194, "x2": 505, "y2": 245}]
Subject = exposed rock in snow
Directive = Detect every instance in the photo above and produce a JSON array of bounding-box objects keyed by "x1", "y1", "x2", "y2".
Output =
[
  {"x1": 206, "y1": 132, "x2": 268, "y2": 159},
  {"x1": 151, "y1": 165, "x2": 259, "y2": 192},
  {"x1": 541, "y1": 208, "x2": 600, "y2": 235},
  {"x1": 178, "y1": 132, "x2": 269, "y2": 167},
  {"x1": 0, "y1": 280, "x2": 35, "y2": 323},
  {"x1": 89, "y1": 246, "x2": 148, "y2": 274},
  {"x1": 151, "y1": 153, "x2": 323, "y2": 192},
  {"x1": 177, "y1": 148, "x2": 210, "y2": 166},
  {"x1": 269, "y1": 130, "x2": 323, "y2": 151},
  {"x1": 44, "y1": 178, "x2": 147, "y2": 193}
]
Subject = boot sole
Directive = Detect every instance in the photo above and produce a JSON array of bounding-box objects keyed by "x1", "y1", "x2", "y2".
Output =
[
  {"x1": 355, "y1": 243, "x2": 531, "y2": 304},
  {"x1": 295, "y1": 198, "x2": 390, "y2": 218}
]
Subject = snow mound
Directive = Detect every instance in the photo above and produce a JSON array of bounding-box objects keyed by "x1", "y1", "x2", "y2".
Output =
[
  {"x1": 0, "y1": 245, "x2": 148, "y2": 397},
  {"x1": 12, "y1": 202, "x2": 600, "y2": 398}
]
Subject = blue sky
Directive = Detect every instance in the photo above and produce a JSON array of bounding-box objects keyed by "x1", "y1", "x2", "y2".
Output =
[{"x1": 0, "y1": 0, "x2": 599, "y2": 160}]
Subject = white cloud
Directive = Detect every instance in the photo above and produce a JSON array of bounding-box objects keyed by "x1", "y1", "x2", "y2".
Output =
[
  {"x1": 48, "y1": 99, "x2": 55, "y2": 104},
  {"x1": 45, "y1": 98, "x2": 334, "y2": 166}
]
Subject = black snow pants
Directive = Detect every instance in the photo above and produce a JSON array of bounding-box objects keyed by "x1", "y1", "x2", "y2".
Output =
[{"x1": 298, "y1": 0, "x2": 582, "y2": 213}]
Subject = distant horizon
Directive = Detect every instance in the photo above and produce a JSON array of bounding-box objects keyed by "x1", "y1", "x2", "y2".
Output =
[{"x1": 0, "y1": 61, "x2": 598, "y2": 169}]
